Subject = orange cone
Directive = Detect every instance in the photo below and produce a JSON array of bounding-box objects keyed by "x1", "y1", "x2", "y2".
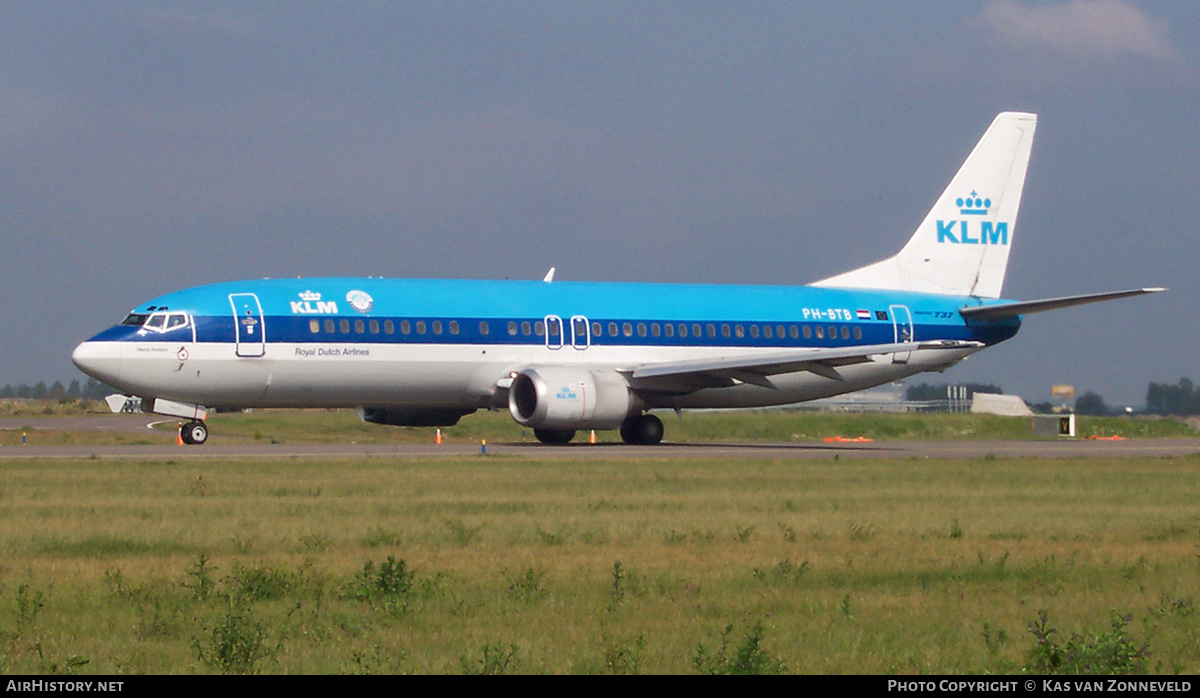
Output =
[
  {"x1": 177, "y1": 423, "x2": 184, "y2": 446},
  {"x1": 436, "y1": 428, "x2": 442, "y2": 445},
  {"x1": 590, "y1": 430, "x2": 596, "y2": 444}
]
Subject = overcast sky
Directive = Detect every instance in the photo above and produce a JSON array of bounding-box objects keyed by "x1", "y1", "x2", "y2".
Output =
[{"x1": 2, "y1": 1, "x2": 1195, "y2": 406}]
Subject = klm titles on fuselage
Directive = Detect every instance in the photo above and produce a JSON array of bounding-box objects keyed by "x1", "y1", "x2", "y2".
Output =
[
  {"x1": 290, "y1": 290, "x2": 337, "y2": 314},
  {"x1": 937, "y1": 192, "x2": 1009, "y2": 245}
]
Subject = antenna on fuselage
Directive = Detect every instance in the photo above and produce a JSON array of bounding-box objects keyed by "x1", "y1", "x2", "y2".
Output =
[{"x1": 543, "y1": 267, "x2": 556, "y2": 283}]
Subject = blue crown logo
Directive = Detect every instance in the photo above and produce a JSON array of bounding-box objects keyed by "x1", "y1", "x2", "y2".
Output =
[{"x1": 955, "y1": 191, "x2": 991, "y2": 216}]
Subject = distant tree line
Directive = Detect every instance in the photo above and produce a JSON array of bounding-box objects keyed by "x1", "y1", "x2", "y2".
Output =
[
  {"x1": 1145, "y1": 378, "x2": 1200, "y2": 416},
  {"x1": 1073, "y1": 379, "x2": 1200, "y2": 417},
  {"x1": 0, "y1": 378, "x2": 113, "y2": 401}
]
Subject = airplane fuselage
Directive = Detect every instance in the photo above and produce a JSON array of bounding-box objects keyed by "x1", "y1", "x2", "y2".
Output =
[{"x1": 73, "y1": 277, "x2": 1019, "y2": 418}]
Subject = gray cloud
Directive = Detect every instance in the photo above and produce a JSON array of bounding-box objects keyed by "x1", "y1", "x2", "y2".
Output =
[{"x1": 979, "y1": 0, "x2": 1176, "y2": 61}]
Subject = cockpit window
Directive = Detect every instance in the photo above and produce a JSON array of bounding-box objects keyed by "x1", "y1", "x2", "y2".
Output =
[
  {"x1": 121, "y1": 314, "x2": 149, "y2": 326},
  {"x1": 138, "y1": 312, "x2": 190, "y2": 333}
]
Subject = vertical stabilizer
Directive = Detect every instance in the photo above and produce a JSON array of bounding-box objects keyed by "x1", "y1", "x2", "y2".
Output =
[{"x1": 813, "y1": 112, "x2": 1036, "y2": 298}]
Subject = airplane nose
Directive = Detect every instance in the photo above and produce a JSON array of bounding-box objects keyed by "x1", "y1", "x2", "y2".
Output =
[{"x1": 71, "y1": 341, "x2": 123, "y2": 386}]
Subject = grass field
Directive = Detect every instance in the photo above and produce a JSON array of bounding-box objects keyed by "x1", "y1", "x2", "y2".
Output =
[
  {"x1": 2, "y1": 401, "x2": 1195, "y2": 447},
  {"x1": 1, "y1": 452, "x2": 1198, "y2": 674}
]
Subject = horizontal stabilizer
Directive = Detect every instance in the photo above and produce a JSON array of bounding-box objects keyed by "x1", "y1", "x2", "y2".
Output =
[{"x1": 959, "y1": 288, "x2": 1165, "y2": 321}]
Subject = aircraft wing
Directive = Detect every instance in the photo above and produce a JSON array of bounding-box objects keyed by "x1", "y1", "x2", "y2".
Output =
[
  {"x1": 627, "y1": 340, "x2": 983, "y2": 391},
  {"x1": 959, "y1": 288, "x2": 1165, "y2": 321}
]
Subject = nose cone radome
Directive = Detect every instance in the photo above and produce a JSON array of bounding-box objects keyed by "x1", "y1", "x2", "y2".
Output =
[{"x1": 71, "y1": 340, "x2": 123, "y2": 387}]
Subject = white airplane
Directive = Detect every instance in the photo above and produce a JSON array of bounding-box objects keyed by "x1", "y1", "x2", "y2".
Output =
[{"x1": 72, "y1": 112, "x2": 1162, "y2": 445}]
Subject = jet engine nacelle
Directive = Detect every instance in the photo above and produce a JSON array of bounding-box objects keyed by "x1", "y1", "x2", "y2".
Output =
[{"x1": 508, "y1": 367, "x2": 641, "y2": 430}]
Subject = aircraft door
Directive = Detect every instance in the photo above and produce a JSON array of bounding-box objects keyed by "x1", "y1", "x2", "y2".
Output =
[
  {"x1": 889, "y1": 304, "x2": 913, "y2": 364},
  {"x1": 544, "y1": 315, "x2": 563, "y2": 350},
  {"x1": 570, "y1": 315, "x2": 590, "y2": 350},
  {"x1": 229, "y1": 293, "x2": 266, "y2": 357}
]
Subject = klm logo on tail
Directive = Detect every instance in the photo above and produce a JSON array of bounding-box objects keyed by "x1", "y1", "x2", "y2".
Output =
[{"x1": 937, "y1": 191, "x2": 1008, "y2": 245}]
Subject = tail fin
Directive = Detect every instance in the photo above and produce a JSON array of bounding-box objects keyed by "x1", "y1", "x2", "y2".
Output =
[{"x1": 813, "y1": 112, "x2": 1037, "y2": 298}]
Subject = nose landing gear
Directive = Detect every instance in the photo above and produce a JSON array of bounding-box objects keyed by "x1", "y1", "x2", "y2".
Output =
[{"x1": 179, "y1": 420, "x2": 208, "y2": 445}]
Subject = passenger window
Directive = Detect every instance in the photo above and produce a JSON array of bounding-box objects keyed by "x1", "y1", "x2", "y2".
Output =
[
  {"x1": 815, "y1": 326, "x2": 824, "y2": 339},
  {"x1": 385, "y1": 320, "x2": 395, "y2": 334},
  {"x1": 432, "y1": 320, "x2": 443, "y2": 335},
  {"x1": 721, "y1": 324, "x2": 731, "y2": 338},
  {"x1": 623, "y1": 322, "x2": 633, "y2": 337},
  {"x1": 369, "y1": 320, "x2": 379, "y2": 334},
  {"x1": 521, "y1": 321, "x2": 531, "y2": 336},
  {"x1": 325, "y1": 319, "x2": 335, "y2": 333},
  {"x1": 651, "y1": 323, "x2": 660, "y2": 337},
  {"x1": 664, "y1": 323, "x2": 674, "y2": 338},
  {"x1": 693, "y1": 324, "x2": 701, "y2": 338},
  {"x1": 841, "y1": 326, "x2": 850, "y2": 340},
  {"x1": 801, "y1": 325, "x2": 811, "y2": 339},
  {"x1": 637, "y1": 323, "x2": 646, "y2": 337},
  {"x1": 340, "y1": 319, "x2": 350, "y2": 334},
  {"x1": 508, "y1": 321, "x2": 518, "y2": 336},
  {"x1": 679, "y1": 324, "x2": 688, "y2": 338},
  {"x1": 853, "y1": 326, "x2": 862, "y2": 340},
  {"x1": 535, "y1": 321, "x2": 544, "y2": 336},
  {"x1": 591, "y1": 322, "x2": 602, "y2": 337},
  {"x1": 400, "y1": 320, "x2": 410, "y2": 334},
  {"x1": 354, "y1": 319, "x2": 365, "y2": 334},
  {"x1": 608, "y1": 322, "x2": 618, "y2": 337},
  {"x1": 735, "y1": 324, "x2": 744, "y2": 338},
  {"x1": 415, "y1": 320, "x2": 426, "y2": 334},
  {"x1": 828, "y1": 325, "x2": 836, "y2": 340},
  {"x1": 478, "y1": 321, "x2": 488, "y2": 336},
  {"x1": 310, "y1": 319, "x2": 320, "y2": 333},
  {"x1": 449, "y1": 321, "x2": 459, "y2": 335},
  {"x1": 706, "y1": 324, "x2": 716, "y2": 338}
]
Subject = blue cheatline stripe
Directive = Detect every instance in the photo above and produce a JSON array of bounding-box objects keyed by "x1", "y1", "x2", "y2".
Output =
[{"x1": 92, "y1": 313, "x2": 1011, "y2": 348}]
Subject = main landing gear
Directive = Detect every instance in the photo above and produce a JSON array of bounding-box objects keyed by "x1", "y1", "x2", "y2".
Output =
[
  {"x1": 179, "y1": 420, "x2": 208, "y2": 445},
  {"x1": 531, "y1": 413, "x2": 665, "y2": 446},
  {"x1": 620, "y1": 413, "x2": 664, "y2": 445},
  {"x1": 533, "y1": 428, "x2": 576, "y2": 445}
]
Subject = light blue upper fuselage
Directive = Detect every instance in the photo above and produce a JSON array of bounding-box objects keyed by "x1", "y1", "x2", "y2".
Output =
[{"x1": 87, "y1": 277, "x2": 1021, "y2": 349}]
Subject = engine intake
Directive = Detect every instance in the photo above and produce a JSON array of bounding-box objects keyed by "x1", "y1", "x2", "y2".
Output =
[{"x1": 509, "y1": 367, "x2": 640, "y2": 430}]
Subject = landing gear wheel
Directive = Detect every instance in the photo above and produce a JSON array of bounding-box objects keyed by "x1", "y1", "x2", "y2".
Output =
[
  {"x1": 620, "y1": 414, "x2": 664, "y2": 445},
  {"x1": 534, "y1": 428, "x2": 576, "y2": 445},
  {"x1": 181, "y1": 420, "x2": 208, "y2": 445}
]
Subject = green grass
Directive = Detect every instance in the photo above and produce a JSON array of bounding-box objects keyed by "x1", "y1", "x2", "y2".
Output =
[
  {"x1": 212, "y1": 408, "x2": 1196, "y2": 444},
  {"x1": 4, "y1": 407, "x2": 1192, "y2": 447},
  {"x1": 1, "y1": 454, "x2": 1198, "y2": 673}
]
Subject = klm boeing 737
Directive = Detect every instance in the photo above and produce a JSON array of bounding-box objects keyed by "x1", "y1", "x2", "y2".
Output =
[{"x1": 72, "y1": 112, "x2": 1161, "y2": 445}]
